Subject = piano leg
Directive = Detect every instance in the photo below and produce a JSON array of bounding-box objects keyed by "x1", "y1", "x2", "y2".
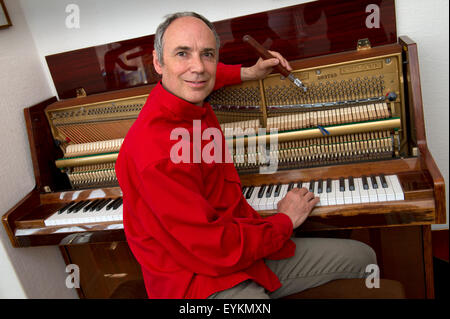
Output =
[{"x1": 422, "y1": 225, "x2": 435, "y2": 299}]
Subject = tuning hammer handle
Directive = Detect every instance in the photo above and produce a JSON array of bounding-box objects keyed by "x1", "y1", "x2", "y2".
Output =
[{"x1": 242, "y1": 35, "x2": 290, "y2": 77}]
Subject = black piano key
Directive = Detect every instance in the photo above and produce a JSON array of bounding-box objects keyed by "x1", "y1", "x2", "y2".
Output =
[
  {"x1": 58, "y1": 201, "x2": 75, "y2": 214},
  {"x1": 245, "y1": 186, "x2": 254, "y2": 199},
  {"x1": 112, "y1": 198, "x2": 123, "y2": 209},
  {"x1": 362, "y1": 175, "x2": 369, "y2": 190},
  {"x1": 90, "y1": 199, "x2": 106, "y2": 211},
  {"x1": 68, "y1": 201, "x2": 85, "y2": 213},
  {"x1": 370, "y1": 174, "x2": 378, "y2": 189},
  {"x1": 84, "y1": 199, "x2": 100, "y2": 212},
  {"x1": 72, "y1": 201, "x2": 90, "y2": 213},
  {"x1": 241, "y1": 186, "x2": 248, "y2": 196},
  {"x1": 309, "y1": 180, "x2": 315, "y2": 192},
  {"x1": 317, "y1": 179, "x2": 323, "y2": 194},
  {"x1": 297, "y1": 181, "x2": 303, "y2": 189},
  {"x1": 287, "y1": 182, "x2": 295, "y2": 192},
  {"x1": 257, "y1": 185, "x2": 267, "y2": 198},
  {"x1": 266, "y1": 184, "x2": 274, "y2": 197},
  {"x1": 326, "y1": 178, "x2": 332, "y2": 193},
  {"x1": 274, "y1": 184, "x2": 282, "y2": 197},
  {"x1": 339, "y1": 177, "x2": 345, "y2": 192},
  {"x1": 96, "y1": 199, "x2": 112, "y2": 211},
  {"x1": 349, "y1": 176, "x2": 355, "y2": 191},
  {"x1": 106, "y1": 198, "x2": 121, "y2": 210},
  {"x1": 380, "y1": 174, "x2": 388, "y2": 188}
]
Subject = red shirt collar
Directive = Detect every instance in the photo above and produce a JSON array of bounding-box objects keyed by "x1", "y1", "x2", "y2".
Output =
[{"x1": 153, "y1": 81, "x2": 208, "y2": 121}]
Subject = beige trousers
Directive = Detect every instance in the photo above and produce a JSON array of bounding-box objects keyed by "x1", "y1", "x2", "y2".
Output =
[{"x1": 208, "y1": 237, "x2": 377, "y2": 299}]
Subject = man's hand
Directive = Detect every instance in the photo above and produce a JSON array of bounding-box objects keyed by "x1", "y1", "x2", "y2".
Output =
[
  {"x1": 277, "y1": 187, "x2": 320, "y2": 229},
  {"x1": 241, "y1": 50, "x2": 292, "y2": 81}
]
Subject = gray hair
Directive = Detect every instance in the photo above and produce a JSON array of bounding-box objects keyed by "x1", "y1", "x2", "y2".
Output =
[{"x1": 154, "y1": 12, "x2": 221, "y2": 65}]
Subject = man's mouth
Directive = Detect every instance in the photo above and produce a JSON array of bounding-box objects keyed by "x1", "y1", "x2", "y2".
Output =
[{"x1": 185, "y1": 80, "x2": 208, "y2": 87}]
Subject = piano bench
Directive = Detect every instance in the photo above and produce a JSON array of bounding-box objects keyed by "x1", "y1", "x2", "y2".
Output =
[{"x1": 283, "y1": 278, "x2": 406, "y2": 299}]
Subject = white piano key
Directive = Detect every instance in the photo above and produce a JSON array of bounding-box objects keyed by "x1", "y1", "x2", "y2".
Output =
[
  {"x1": 375, "y1": 176, "x2": 387, "y2": 202},
  {"x1": 266, "y1": 185, "x2": 277, "y2": 210},
  {"x1": 387, "y1": 175, "x2": 404, "y2": 200},
  {"x1": 247, "y1": 186, "x2": 261, "y2": 210},
  {"x1": 46, "y1": 204, "x2": 79, "y2": 226},
  {"x1": 317, "y1": 180, "x2": 328, "y2": 206},
  {"x1": 351, "y1": 178, "x2": 361, "y2": 204},
  {"x1": 367, "y1": 179, "x2": 378, "y2": 203},
  {"x1": 257, "y1": 186, "x2": 269, "y2": 210},
  {"x1": 327, "y1": 180, "x2": 337, "y2": 205},
  {"x1": 356, "y1": 178, "x2": 370, "y2": 203},
  {"x1": 343, "y1": 179, "x2": 353, "y2": 204},
  {"x1": 273, "y1": 184, "x2": 289, "y2": 209},
  {"x1": 334, "y1": 180, "x2": 344, "y2": 205},
  {"x1": 383, "y1": 175, "x2": 396, "y2": 201},
  {"x1": 311, "y1": 180, "x2": 320, "y2": 207}
]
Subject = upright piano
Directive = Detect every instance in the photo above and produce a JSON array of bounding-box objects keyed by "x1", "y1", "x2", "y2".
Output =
[{"x1": 2, "y1": 0, "x2": 446, "y2": 298}]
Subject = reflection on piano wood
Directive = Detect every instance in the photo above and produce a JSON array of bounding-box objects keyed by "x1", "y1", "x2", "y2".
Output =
[{"x1": 2, "y1": 0, "x2": 446, "y2": 299}]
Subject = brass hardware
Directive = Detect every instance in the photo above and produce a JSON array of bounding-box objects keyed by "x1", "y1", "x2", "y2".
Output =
[
  {"x1": 357, "y1": 38, "x2": 371, "y2": 51},
  {"x1": 55, "y1": 152, "x2": 118, "y2": 168},
  {"x1": 76, "y1": 88, "x2": 87, "y2": 98},
  {"x1": 228, "y1": 118, "x2": 401, "y2": 147}
]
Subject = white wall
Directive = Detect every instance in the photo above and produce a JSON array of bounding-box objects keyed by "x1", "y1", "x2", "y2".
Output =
[
  {"x1": 0, "y1": 0, "x2": 79, "y2": 298},
  {"x1": 0, "y1": 0, "x2": 447, "y2": 298},
  {"x1": 396, "y1": 0, "x2": 449, "y2": 230}
]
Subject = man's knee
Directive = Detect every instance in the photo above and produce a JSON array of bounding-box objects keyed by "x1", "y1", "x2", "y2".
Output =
[{"x1": 342, "y1": 239, "x2": 377, "y2": 276}]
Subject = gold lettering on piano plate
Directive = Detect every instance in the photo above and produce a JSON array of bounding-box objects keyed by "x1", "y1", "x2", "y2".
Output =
[{"x1": 340, "y1": 61, "x2": 383, "y2": 74}]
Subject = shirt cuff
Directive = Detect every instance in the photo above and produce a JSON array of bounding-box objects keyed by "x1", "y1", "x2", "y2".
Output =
[
  {"x1": 216, "y1": 62, "x2": 243, "y2": 88},
  {"x1": 265, "y1": 212, "x2": 293, "y2": 240}
]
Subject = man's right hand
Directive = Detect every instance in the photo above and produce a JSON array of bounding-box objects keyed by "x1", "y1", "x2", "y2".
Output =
[{"x1": 277, "y1": 187, "x2": 320, "y2": 229}]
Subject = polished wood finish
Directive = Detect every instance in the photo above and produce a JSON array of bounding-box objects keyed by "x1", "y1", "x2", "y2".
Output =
[
  {"x1": 62, "y1": 242, "x2": 143, "y2": 298},
  {"x1": 24, "y1": 97, "x2": 70, "y2": 193},
  {"x1": 399, "y1": 36, "x2": 446, "y2": 224},
  {"x1": 46, "y1": 0, "x2": 397, "y2": 99}
]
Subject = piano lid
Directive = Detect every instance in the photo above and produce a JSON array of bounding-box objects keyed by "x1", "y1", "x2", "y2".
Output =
[{"x1": 46, "y1": 0, "x2": 396, "y2": 100}]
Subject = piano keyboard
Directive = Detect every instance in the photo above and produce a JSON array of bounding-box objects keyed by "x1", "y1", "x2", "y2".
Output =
[
  {"x1": 44, "y1": 197, "x2": 123, "y2": 226},
  {"x1": 242, "y1": 174, "x2": 404, "y2": 211},
  {"x1": 43, "y1": 174, "x2": 403, "y2": 226}
]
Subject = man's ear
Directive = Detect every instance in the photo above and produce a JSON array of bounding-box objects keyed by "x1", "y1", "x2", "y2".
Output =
[{"x1": 153, "y1": 50, "x2": 163, "y2": 75}]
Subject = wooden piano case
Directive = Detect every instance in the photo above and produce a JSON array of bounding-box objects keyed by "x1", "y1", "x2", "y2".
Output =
[{"x1": 2, "y1": 0, "x2": 446, "y2": 299}]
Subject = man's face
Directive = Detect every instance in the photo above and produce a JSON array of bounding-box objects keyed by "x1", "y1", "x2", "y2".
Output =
[{"x1": 153, "y1": 16, "x2": 218, "y2": 106}]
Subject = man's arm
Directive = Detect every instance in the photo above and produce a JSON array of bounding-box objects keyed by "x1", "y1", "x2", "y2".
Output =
[
  {"x1": 134, "y1": 159, "x2": 294, "y2": 277},
  {"x1": 213, "y1": 50, "x2": 292, "y2": 90}
]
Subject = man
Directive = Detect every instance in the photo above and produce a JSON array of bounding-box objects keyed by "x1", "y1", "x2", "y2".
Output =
[{"x1": 115, "y1": 12, "x2": 376, "y2": 299}]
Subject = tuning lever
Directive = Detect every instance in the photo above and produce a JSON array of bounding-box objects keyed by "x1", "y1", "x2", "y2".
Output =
[{"x1": 242, "y1": 34, "x2": 307, "y2": 92}]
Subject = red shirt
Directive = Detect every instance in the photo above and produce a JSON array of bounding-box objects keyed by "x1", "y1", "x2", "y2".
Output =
[{"x1": 115, "y1": 63, "x2": 295, "y2": 299}]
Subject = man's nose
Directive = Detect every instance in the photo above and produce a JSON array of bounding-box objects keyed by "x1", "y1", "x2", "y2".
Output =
[{"x1": 190, "y1": 54, "x2": 205, "y2": 73}]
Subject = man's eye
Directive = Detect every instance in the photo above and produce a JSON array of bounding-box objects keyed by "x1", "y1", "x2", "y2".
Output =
[
  {"x1": 203, "y1": 52, "x2": 215, "y2": 58},
  {"x1": 176, "y1": 51, "x2": 187, "y2": 57}
]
